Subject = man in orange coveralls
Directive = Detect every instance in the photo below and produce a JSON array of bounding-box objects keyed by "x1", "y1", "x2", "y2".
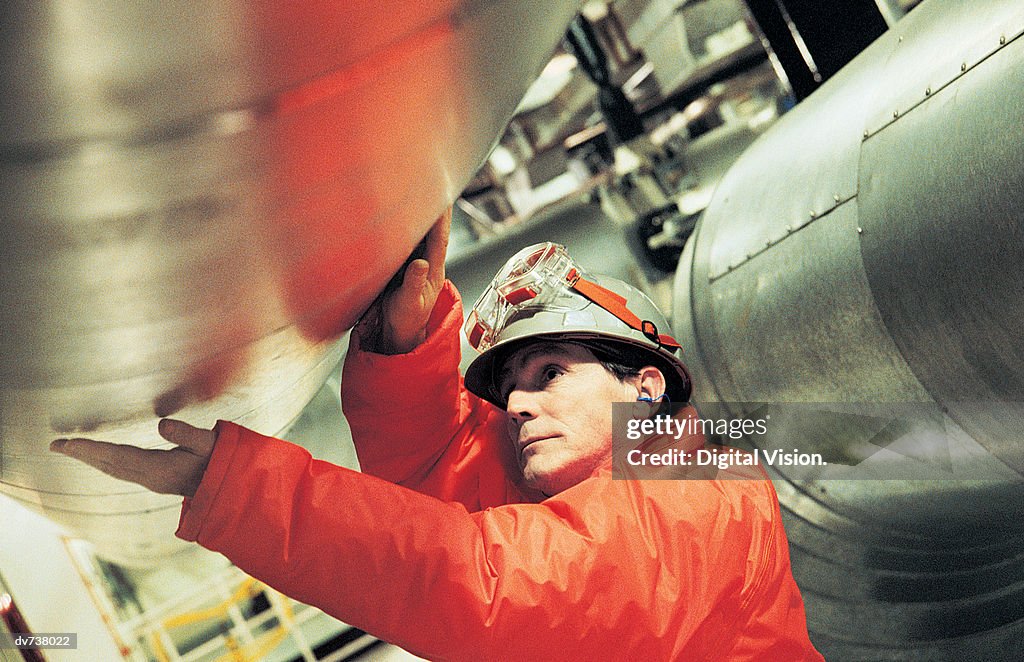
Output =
[{"x1": 52, "y1": 210, "x2": 822, "y2": 661}]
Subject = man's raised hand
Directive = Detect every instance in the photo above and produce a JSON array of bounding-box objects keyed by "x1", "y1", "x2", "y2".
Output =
[{"x1": 363, "y1": 206, "x2": 452, "y2": 354}]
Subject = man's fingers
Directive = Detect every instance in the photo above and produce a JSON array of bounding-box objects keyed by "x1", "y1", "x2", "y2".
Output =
[
  {"x1": 362, "y1": 207, "x2": 450, "y2": 355},
  {"x1": 51, "y1": 435, "x2": 210, "y2": 497},
  {"x1": 397, "y1": 259, "x2": 429, "y2": 306},
  {"x1": 423, "y1": 206, "x2": 451, "y2": 288},
  {"x1": 381, "y1": 260, "x2": 430, "y2": 353},
  {"x1": 50, "y1": 438, "x2": 158, "y2": 485},
  {"x1": 158, "y1": 418, "x2": 216, "y2": 456}
]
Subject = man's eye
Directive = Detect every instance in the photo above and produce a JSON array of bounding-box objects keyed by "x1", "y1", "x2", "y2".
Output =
[{"x1": 542, "y1": 366, "x2": 561, "y2": 382}]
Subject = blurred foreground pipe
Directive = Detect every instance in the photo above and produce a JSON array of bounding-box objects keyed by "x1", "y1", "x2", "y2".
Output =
[{"x1": 0, "y1": 0, "x2": 580, "y2": 566}]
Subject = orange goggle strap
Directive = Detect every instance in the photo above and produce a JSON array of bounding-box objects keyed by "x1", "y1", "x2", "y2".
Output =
[{"x1": 571, "y1": 277, "x2": 682, "y2": 350}]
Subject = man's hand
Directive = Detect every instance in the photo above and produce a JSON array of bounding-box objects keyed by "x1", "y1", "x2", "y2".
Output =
[
  {"x1": 50, "y1": 419, "x2": 216, "y2": 497},
  {"x1": 361, "y1": 206, "x2": 452, "y2": 354}
]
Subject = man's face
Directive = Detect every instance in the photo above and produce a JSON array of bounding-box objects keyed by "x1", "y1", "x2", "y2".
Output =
[{"x1": 497, "y1": 342, "x2": 637, "y2": 495}]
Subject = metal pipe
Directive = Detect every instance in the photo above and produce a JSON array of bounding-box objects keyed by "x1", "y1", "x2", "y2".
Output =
[
  {"x1": 772, "y1": 0, "x2": 823, "y2": 83},
  {"x1": 674, "y1": 0, "x2": 1024, "y2": 656}
]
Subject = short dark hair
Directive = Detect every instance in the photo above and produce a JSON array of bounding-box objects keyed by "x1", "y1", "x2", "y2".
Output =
[
  {"x1": 584, "y1": 342, "x2": 671, "y2": 412},
  {"x1": 515, "y1": 340, "x2": 644, "y2": 383},
  {"x1": 586, "y1": 345, "x2": 642, "y2": 382},
  {"x1": 494, "y1": 340, "x2": 643, "y2": 401}
]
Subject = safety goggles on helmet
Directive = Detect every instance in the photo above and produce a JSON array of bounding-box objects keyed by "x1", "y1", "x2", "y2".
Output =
[{"x1": 464, "y1": 242, "x2": 682, "y2": 353}]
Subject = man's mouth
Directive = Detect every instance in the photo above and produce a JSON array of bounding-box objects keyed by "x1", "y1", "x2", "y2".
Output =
[{"x1": 519, "y1": 435, "x2": 556, "y2": 453}]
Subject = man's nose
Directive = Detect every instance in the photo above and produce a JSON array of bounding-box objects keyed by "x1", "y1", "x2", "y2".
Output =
[{"x1": 505, "y1": 389, "x2": 539, "y2": 424}]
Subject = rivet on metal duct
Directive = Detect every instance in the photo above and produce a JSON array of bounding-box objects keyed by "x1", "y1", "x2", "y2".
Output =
[
  {"x1": 961, "y1": 62, "x2": 968, "y2": 72},
  {"x1": 893, "y1": 109, "x2": 900, "y2": 118},
  {"x1": 926, "y1": 87, "x2": 932, "y2": 96},
  {"x1": 857, "y1": 227, "x2": 864, "y2": 234},
  {"x1": 1000, "y1": 35, "x2": 1007, "y2": 45}
]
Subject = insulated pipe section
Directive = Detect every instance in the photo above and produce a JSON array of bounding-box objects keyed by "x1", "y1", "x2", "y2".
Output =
[
  {"x1": 0, "y1": 0, "x2": 580, "y2": 566},
  {"x1": 673, "y1": 0, "x2": 1024, "y2": 658}
]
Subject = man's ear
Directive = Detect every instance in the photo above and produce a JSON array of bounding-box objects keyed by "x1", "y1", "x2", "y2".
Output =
[{"x1": 636, "y1": 366, "x2": 667, "y2": 400}]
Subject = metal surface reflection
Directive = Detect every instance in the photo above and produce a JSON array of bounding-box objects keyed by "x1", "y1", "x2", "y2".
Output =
[{"x1": 0, "y1": 0, "x2": 580, "y2": 565}]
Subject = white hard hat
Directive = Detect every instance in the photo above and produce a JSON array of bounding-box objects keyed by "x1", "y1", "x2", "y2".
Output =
[{"x1": 463, "y1": 242, "x2": 692, "y2": 407}]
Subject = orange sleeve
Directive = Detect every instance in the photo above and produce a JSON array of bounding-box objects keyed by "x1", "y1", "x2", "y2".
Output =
[{"x1": 177, "y1": 422, "x2": 822, "y2": 661}]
